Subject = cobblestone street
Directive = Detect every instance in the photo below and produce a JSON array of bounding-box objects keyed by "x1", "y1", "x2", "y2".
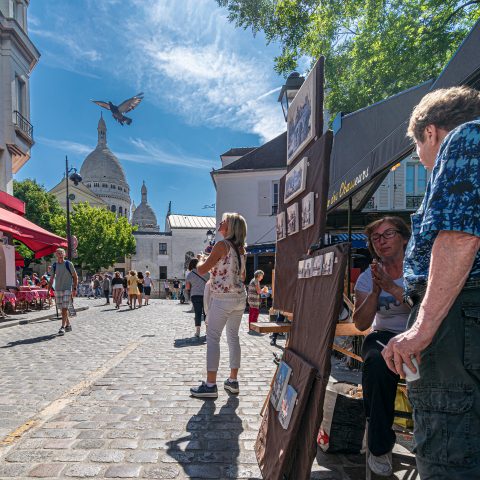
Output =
[{"x1": 0, "y1": 299, "x2": 417, "y2": 479}]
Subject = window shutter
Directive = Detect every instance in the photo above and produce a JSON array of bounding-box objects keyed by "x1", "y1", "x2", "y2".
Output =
[
  {"x1": 258, "y1": 180, "x2": 272, "y2": 216},
  {"x1": 392, "y1": 164, "x2": 405, "y2": 210}
]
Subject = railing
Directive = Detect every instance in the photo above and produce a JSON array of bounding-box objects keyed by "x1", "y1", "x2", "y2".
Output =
[
  {"x1": 406, "y1": 195, "x2": 424, "y2": 209},
  {"x1": 13, "y1": 110, "x2": 33, "y2": 140},
  {"x1": 364, "y1": 197, "x2": 375, "y2": 210}
]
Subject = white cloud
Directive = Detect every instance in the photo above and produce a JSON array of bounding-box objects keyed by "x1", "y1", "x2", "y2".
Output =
[
  {"x1": 37, "y1": 137, "x2": 91, "y2": 156},
  {"x1": 34, "y1": 0, "x2": 286, "y2": 143}
]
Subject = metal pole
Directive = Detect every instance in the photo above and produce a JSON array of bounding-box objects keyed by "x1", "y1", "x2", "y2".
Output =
[
  {"x1": 65, "y1": 156, "x2": 72, "y2": 261},
  {"x1": 347, "y1": 196, "x2": 352, "y2": 299}
]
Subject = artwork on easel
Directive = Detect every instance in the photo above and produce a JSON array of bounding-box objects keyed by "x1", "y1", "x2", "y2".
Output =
[
  {"x1": 302, "y1": 192, "x2": 314, "y2": 230},
  {"x1": 270, "y1": 360, "x2": 292, "y2": 411},
  {"x1": 276, "y1": 212, "x2": 286, "y2": 241},
  {"x1": 322, "y1": 252, "x2": 335, "y2": 275},
  {"x1": 298, "y1": 260, "x2": 305, "y2": 279},
  {"x1": 278, "y1": 385, "x2": 298, "y2": 429},
  {"x1": 284, "y1": 157, "x2": 307, "y2": 204},
  {"x1": 287, "y1": 203, "x2": 299, "y2": 235}
]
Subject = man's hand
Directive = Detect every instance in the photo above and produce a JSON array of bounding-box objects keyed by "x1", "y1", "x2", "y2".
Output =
[{"x1": 381, "y1": 326, "x2": 432, "y2": 378}]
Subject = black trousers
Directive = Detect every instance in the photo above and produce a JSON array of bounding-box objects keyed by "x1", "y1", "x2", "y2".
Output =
[
  {"x1": 104, "y1": 289, "x2": 110, "y2": 303},
  {"x1": 191, "y1": 295, "x2": 205, "y2": 327},
  {"x1": 362, "y1": 330, "x2": 400, "y2": 456}
]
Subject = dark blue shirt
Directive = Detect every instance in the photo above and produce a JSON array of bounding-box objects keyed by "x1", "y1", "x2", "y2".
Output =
[{"x1": 404, "y1": 119, "x2": 480, "y2": 287}]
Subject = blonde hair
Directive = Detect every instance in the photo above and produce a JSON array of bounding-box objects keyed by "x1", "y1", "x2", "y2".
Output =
[
  {"x1": 408, "y1": 86, "x2": 480, "y2": 142},
  {"x1": 129, "y1": 270, "x2": 136, "y2": 276},
  {"x1": 222, "y1": 212, "x2": 247, "y2": 248}
]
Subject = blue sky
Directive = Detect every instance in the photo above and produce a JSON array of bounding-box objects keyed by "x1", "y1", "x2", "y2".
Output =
[{"x1": 17, "y1": 0, "x2": 288, "y2": 224}]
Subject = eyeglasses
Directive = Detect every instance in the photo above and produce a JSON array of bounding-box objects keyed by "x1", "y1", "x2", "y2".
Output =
[{"x1": 371, "y1": 229, "x2": 400, "y2": 243}]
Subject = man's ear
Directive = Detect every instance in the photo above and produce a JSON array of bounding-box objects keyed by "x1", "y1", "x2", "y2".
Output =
[{"x1": 424, "y1": 124, "x2": 438, "y2": 145}]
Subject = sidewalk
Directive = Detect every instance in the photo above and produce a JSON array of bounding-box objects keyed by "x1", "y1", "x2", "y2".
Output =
[{"x1": 0, "y1": 298, "x2": 90, "y2": 330}]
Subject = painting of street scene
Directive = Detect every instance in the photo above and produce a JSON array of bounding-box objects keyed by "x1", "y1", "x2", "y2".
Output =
[
  {"x1": 276, "y1": 212, "x2": 286, "y2": 241},
  {"x1": 287, "y1": 68, "x2": 316, "y2": 164},
  {"x1": 287, "y1": 203, "x2": 299, "y2": 235},
  {"x1": 302, "y1": 191, "x2": 314, "y2": 230},
  {"x1": 284, "y1": 157, "x2": 307, "y2": 203}
]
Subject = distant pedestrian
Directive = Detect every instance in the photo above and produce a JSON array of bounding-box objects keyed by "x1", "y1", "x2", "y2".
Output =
[
  {"x1": 111, "y1": 271, "x2": 124, "y2": 309},
  {"x1": 93, "y1": 276, "x2": 101, "y2": 298},
  {"x1": 48, "y1": 248, "x2": 78, "y2": 336},
  {"x1": 137, "y1": 271, "x2": 144, "y2": 307},
  {"x1": 163, "y1": 280, "x2": 170, "y2": 299},
  {"x1": 247, "y1": 270, "x2": 266, "y2": 330},
  {"x1": 190, "y1": 212, "x2": 247, "y2": 399},
  {"x1": 172, "y1": 277, "x2": 180, "y2": 300},
  {"x1": 185, "y1": 258, "x2": 209, "y2": 338},
  {"x1": 122, "y1": 274, "x2": 129, "y2": 302},
  {"x1": 127, "y1": 270, "x2": 139, "y2": 309},
  {"x1": 103, "y1": 275, "x2": 111, "y2": 304},
  {"x1": 143, "y1": 271, "x2": 154, "y2": 305}
]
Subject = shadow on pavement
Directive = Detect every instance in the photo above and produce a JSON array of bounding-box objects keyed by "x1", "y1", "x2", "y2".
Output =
[
  {"x1": 166, "y1": 396, "x2": 242, "y2": 478},
  {"x1": 174, "y1": 336, "x2": 206, "y2": 348},
  {"x1": 1, "y1": 334, "x2": 57, "y2": 348}
]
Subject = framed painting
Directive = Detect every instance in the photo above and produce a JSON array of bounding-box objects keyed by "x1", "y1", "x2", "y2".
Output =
[
  {"x1": 276, "y1": 212, "x2": 286, "y2": 241},
  {"x1": 284, "y1": 157, "x2": 307, "y2": 204},
  {"x1": 287, "y1": 203, "x2": 299, "y2": 236}
]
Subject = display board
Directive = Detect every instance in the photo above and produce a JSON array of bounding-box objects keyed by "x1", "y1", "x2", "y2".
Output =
[
  {"x1": 273, "y1": 132, "x2": 332, "y2": 314},
  {"x1": 256, "y1": 244, "x2": 349, "y2": 479}
]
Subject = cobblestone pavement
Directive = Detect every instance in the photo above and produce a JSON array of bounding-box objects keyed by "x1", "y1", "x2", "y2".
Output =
[{"x1": 0, "y1": 299, "x2": 418, "y2": 479}]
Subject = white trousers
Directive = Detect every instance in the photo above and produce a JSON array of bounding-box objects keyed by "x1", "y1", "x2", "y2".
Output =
[{"x1": 206, "y1": 294, "x2": 246, "y2": 372}]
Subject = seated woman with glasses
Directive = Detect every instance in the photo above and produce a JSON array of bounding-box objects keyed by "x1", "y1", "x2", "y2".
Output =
[{"x1": 353, "y1": 216, "x2": 411, "y2": 477}]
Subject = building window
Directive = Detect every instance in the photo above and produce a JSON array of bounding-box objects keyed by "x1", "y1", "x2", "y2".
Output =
[
  {"x1": 118, "y1": 186, "x2": 122, "y2": 190},
  {"x1": 159, "y1": 243, "x2": 167, "y2": 255},
  {"x1": 119, "y1": 206, "x2": 123, "y2": 215},
  {"x1": 102, "y1": 183, "x2": 108, "y2": 188},
  {"x1": 111, "y1": 184, "x2": 115, "y2": 189},
  {"x1": 111, "y1": 205, "x2": 116, "y2": 212},
  {"x1": 406, "y1": 162, "x2": 428, "y2": 209},
  {"x1": 159, "y1": 266, "x2": 167, "y2": 280},
  {"x1": 94, "y1": 182, "x2": 99, "y2": 187},
  {"x1": 272, "y1": 181, "x2": 279, "y2": 215},
  {"x1": 86, "y1": 183, "x2": 91, "y2": 188},
  {"x1": 15, "y1": 75, "x2": 26, "y2": 116}
]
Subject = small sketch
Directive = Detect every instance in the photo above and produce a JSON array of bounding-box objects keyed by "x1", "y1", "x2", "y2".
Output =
[
  {"x1": 312, "y1": 255, "x2": 323, "y2": 276},
  {"x1": 276, "y1": 212, "x2": 286, "y2": 241},
  {"x1": 298, "y1": 260, "x2": 305, "y2": 279},
  {"x1": 322, "y1": 252, "x2": 335, "y2": 275},
  {"x1": 302, "y1": 192, "x2": 314, "y2": 230},
  {"x1": 304, "y1": 258, "x2": 313, "y2": 278},
  {"x1": 287, "y1": 203, "x2": 299, "y2": 235}
]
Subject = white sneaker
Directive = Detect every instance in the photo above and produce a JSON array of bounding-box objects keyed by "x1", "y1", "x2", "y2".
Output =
[{"x1": 368, "y1": 451, "x2": 392, "y2": 477}]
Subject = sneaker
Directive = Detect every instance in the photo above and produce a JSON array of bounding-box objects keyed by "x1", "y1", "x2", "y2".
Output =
[
  {"x1": 224, "y1": 379, "x2": 239, "y2": 394},
  {"x1": 65, "y1": 325, "x2": 72, "y2": 332},
  {"x1": 368, "y1": 451, "x2": 393, "y2": 477},
  {"x1": 58, "y1": 327, "x2": 65, "y2": 336},
  {"x1": 190, "y1": 382, "x2": 218, "y2": 398}
]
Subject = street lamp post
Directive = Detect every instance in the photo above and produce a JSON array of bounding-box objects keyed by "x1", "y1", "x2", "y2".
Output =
[
  {"x1": 277, "y1": 71, "x2": 305, "y2": 121},
  {"x1": 64, "y1": 155, "x2": 82, "y2": 261}
]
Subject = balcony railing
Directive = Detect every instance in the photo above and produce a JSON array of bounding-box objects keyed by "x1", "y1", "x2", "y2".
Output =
[
  {"x1": 13, "y1": 110, "x2": 33, "y2": 141},
  {"x1": 406, "y1": 195, "x2": 424, "y2": 209},
  {"x1": 364, "y1": 197, "x2": 375, "y2": 210}
]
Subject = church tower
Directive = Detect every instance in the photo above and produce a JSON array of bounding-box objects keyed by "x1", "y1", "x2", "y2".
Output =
[{"x1": 131, "y1": 181, "x2": 159, "y2": 231}]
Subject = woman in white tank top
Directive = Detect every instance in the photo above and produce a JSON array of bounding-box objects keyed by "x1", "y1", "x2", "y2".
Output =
[{"x1": 190, "y1": 213, "x2": 247, "y2": 399}]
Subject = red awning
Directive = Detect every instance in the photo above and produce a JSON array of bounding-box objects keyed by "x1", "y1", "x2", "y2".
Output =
[
  {"x1": 15, "y1": 250, "x2": 24, "y2": 267},
  {"x1": 0, "y1": 207, "x2": 67, "y2": 258}
]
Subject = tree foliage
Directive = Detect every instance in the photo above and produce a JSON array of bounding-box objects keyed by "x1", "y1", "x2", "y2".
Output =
[
  {"x1": 13, "y1": 179, "x2": 66, "y2": 264},
  {"x1": 54, "y1": 203, "x2": 136, "y2": 272},
  {"x1": 217, "y1": 0, "x2": 480, "y2": 115}
]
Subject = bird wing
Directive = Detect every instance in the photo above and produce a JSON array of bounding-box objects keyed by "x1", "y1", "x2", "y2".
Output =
[
  {"x1": 117, "y1": 92, "x2": 144, "y2": 113},
  {"x1": 91, "y1": 100, "x2": 111, "y2": 110}
]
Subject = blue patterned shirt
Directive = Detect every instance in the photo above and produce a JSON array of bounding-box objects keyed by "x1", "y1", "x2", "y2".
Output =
[{"x1": 404, "y1": 119, "x2": 480, "y2": 287}]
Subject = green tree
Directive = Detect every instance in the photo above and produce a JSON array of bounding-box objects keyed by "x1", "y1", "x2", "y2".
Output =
[
  {"x1": 13, "y1": 179, "x2": 66, "y2": 265},
  {"x1": 217, "y1": 0, "x2": 480, "y2": 115},
  {"x1": 55, "y1": 203, "x2": 136, "y2": 272}
]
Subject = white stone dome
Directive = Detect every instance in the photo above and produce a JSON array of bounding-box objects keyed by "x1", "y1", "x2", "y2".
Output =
[{"x1": 132, "y1": 181, "x2": 158, "y2": 231}]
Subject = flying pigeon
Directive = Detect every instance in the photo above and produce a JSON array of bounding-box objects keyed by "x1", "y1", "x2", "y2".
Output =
[{"x1": 91, "y1": 92, "x2": 144, "y2": 125}]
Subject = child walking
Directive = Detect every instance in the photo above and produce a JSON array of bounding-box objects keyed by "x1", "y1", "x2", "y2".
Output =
[{"x1": 247, "y1": 270, "x2": 266, "y2": 330}]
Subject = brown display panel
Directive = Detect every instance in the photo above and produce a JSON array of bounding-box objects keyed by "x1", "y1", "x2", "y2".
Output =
[{"x1": 273, "y1": 132, "x2": 332, "y2": 314}]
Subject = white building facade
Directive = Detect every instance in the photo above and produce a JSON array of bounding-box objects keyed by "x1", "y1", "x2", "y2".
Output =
[{"x1": 0, "y1": 0, "x2": 39, "y2": 194}]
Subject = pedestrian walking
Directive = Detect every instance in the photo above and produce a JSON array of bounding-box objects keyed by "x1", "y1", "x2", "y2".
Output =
[
  {"x1": 123, "y1": 273, "x2": 129, "y2": 303},
  {"x1": 137, "y1": 271, "x2": 144, "y2": 307},
  {"x1": 93, "y1": 275, "x2": 101, "y2": 298},
  {"x1": 48, "y1": 248, "x2": 78, "y2": 336},
  {"x1": 111, "y1": 271, "x2": 124, "y2": 309},
  {"x1": 103, "y1": 274, "x2": 111, "y2": 304},
  {"x1": 247, "y1": 270, "x2": 266, "y2": 330},
  {"x1": 143, "y1": 271, "x2": 154, "y2": 305},
  {"x1": 185, "y1": 258, "x2": 209, "y2": 338},
  {"x1": 172, "y1": 277, "x2": 180, "y2": 300},
  {"x1": 163, "y1": 280, "x2": 170, "y2": 299},
  {"x1": 382, "y1": 86, "x2": 480, "y2": 478},
  {"x1": 190, "y1": 212, "x2": 247, "y2": 399},
  {"x1": 127, "y1": 270, "x2": 140, "y2": 309}
]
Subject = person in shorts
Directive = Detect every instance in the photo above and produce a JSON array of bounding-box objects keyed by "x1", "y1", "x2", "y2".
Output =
[{"x1": 48, "y1": 248, "x2": 78, "y2": 336}]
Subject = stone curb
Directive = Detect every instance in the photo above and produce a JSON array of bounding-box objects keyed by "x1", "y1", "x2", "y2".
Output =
[{"x1": 0, "y1": 306, "x2": 89, "y2": 330}]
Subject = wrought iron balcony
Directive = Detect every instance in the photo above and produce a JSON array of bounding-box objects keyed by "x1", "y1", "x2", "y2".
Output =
[
  {"x1": 406, "y1": 195, "x2": 424, "y2": 209},
  {"x1": 13, "y1": 110, "x2": 33, "y2": 141},
  {"x1": 364, "y1": 197, "x2": 375, "y2": 210}
]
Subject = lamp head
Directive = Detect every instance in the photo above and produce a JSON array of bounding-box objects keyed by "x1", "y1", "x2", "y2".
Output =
[{"x1": 69, "y1": 171, "x2": 82, "y2": 186}]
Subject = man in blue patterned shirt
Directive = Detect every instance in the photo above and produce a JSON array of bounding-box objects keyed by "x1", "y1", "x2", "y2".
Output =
[{"x1": 382, "y1": 86, "x2": 480, "y2": 478}]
